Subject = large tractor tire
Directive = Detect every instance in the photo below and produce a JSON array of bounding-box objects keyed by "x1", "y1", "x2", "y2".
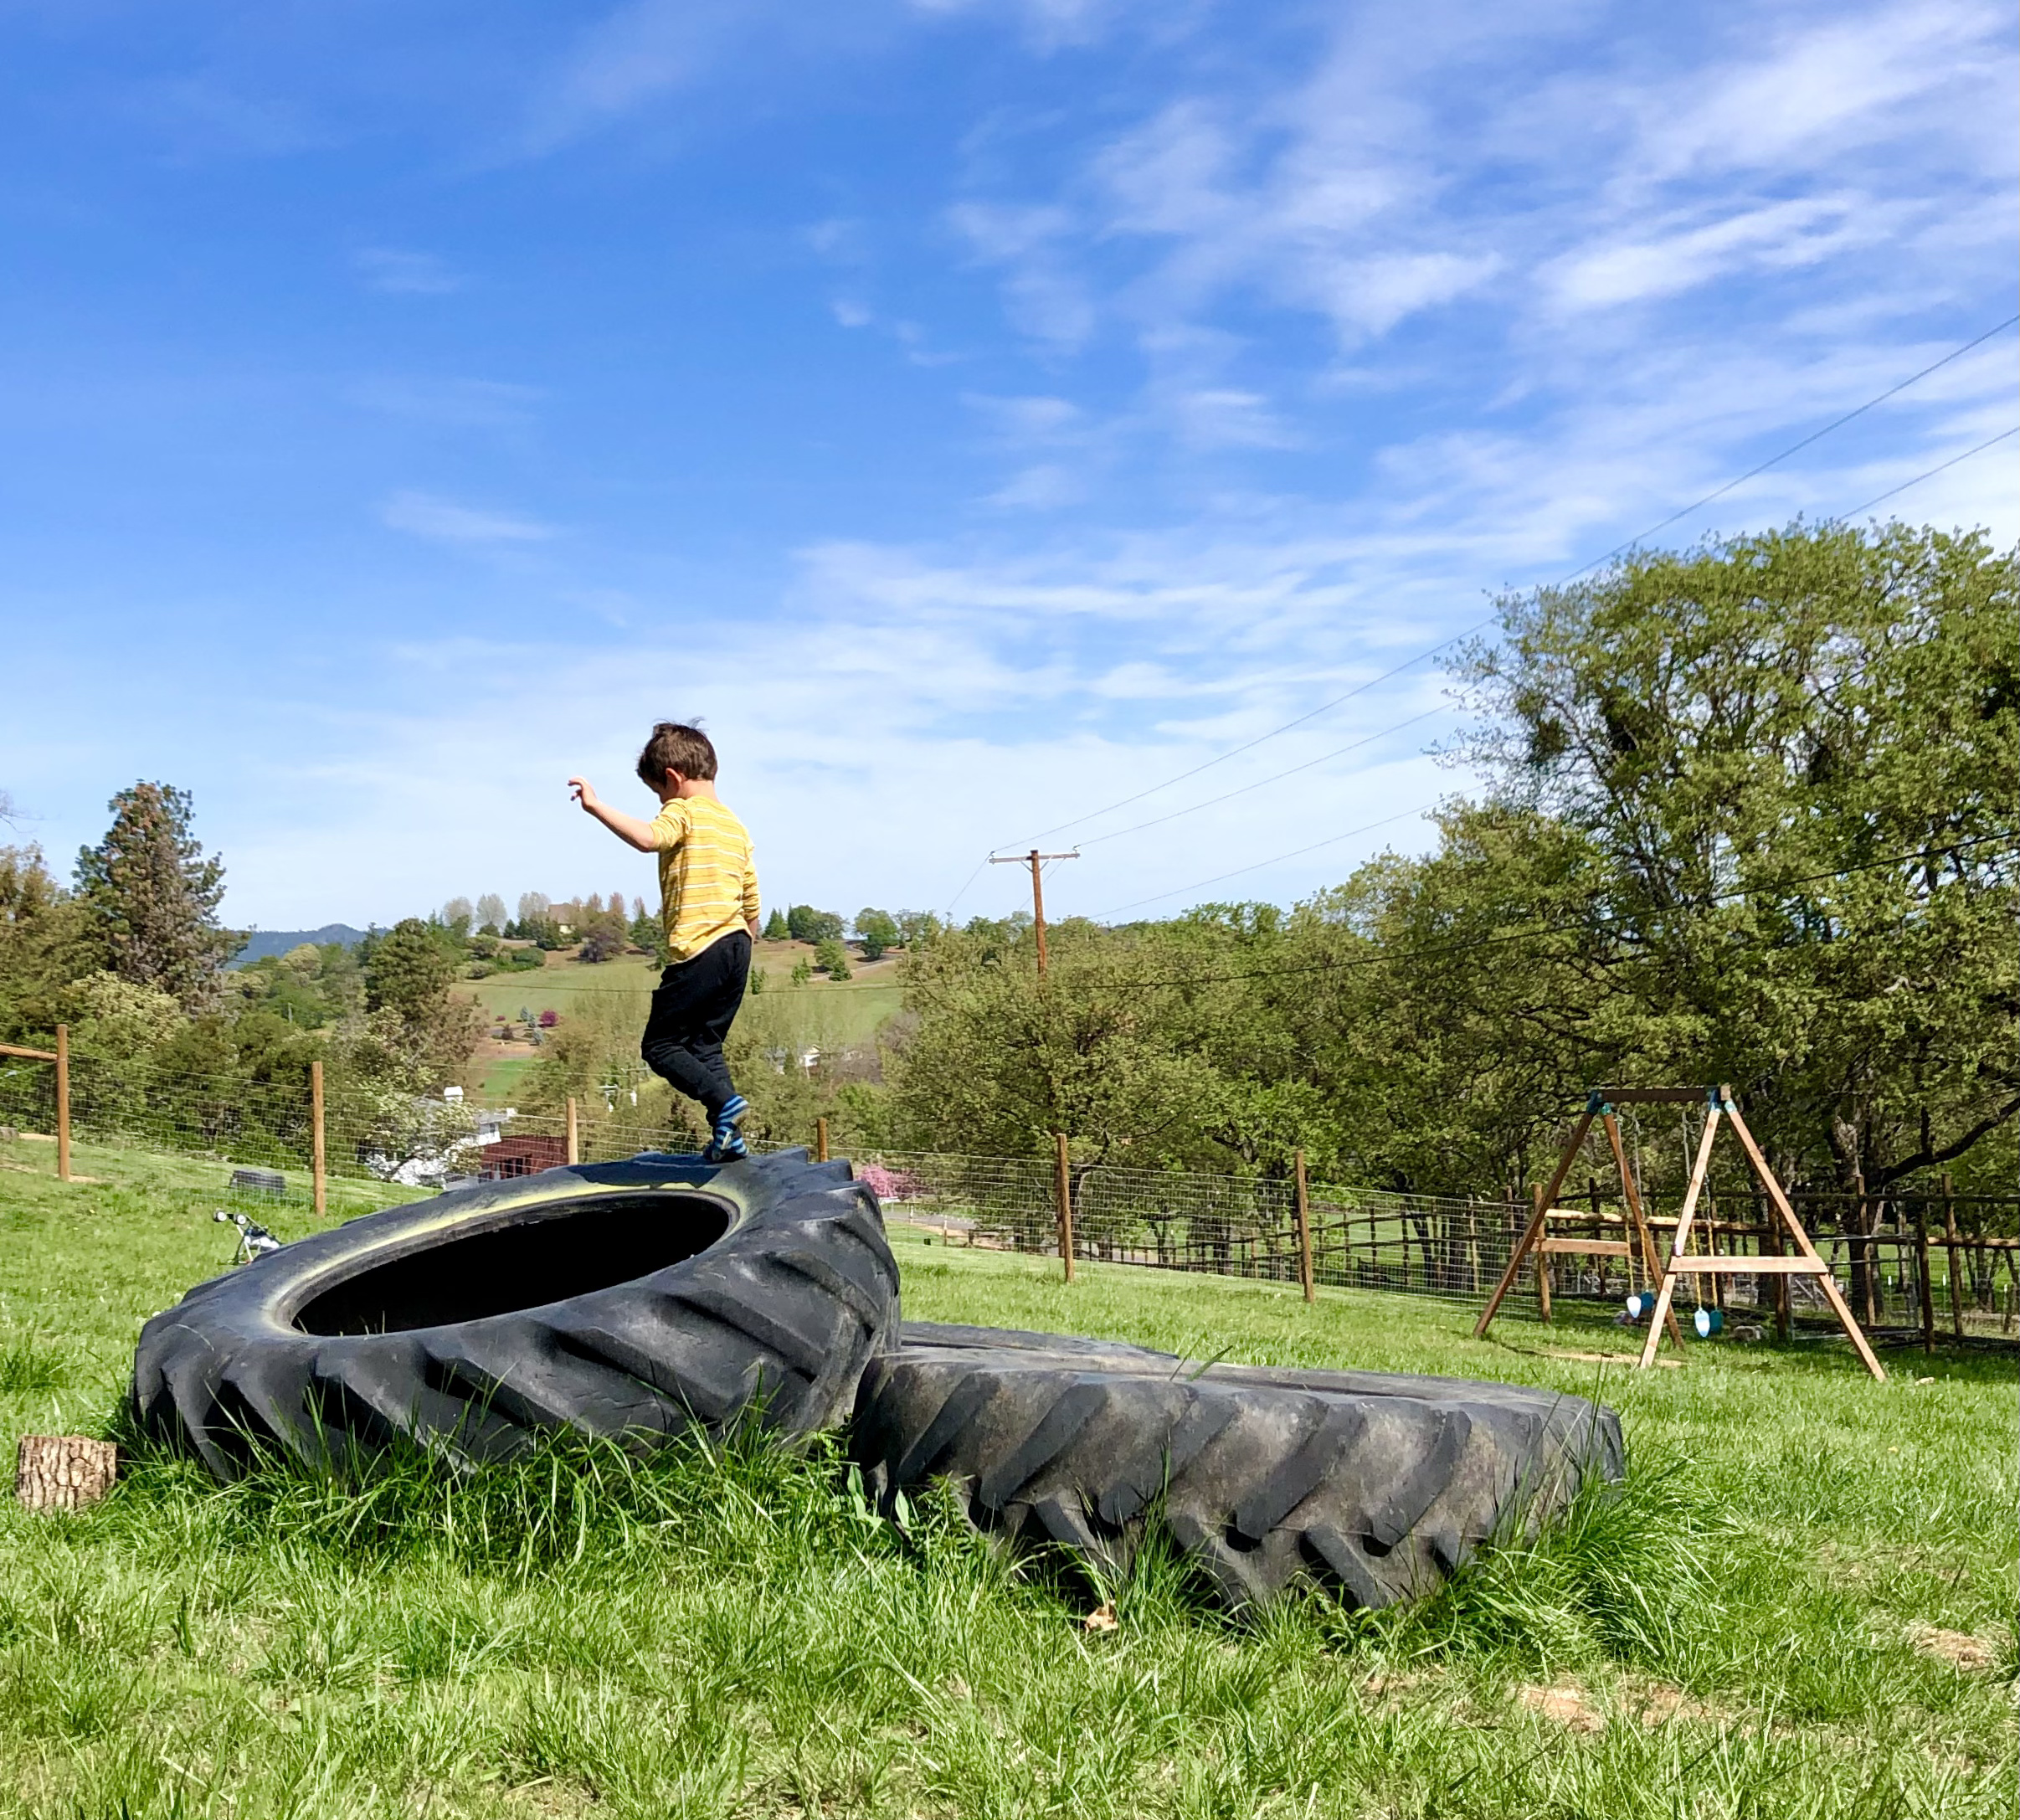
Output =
[
  {"x1": 854, "y1": 1322, "x2": 1623, "y2": 1611},
  {"x1": 134, "y1": 1148, "x2": 898, "y2": 1480}
]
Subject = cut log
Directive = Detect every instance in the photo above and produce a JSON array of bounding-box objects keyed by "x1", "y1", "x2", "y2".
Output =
[{"x1": 14, "y1": 1435, "x2": 117, "y2": 1511}]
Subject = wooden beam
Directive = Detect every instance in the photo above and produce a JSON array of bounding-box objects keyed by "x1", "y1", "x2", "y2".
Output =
[
  {"x1": 1474, "y1": 1111, "x2": 1593, "y2": 1337},
  {"x1": 1602, "y1": 1108, "x2": 1684, "y2": 1349},
  {"x1": 1724, "y1": 1104, "x2": 1885, "y2": 1381},
  {"x1": 1293, "y1": 1149, "x2": 1315, "y2": 1303},
  {"x1": 1637, "y1": 1107, "x2": 1719, "y2": 1368},
  {"x1": 1590, "y1": 1087, "x2": 1714, "y2": 1105},
  {"x1": 1666, "y1": 1255, "x2": 1830, "y2": 1273},
  {"x1": 1053, "y1": 1132, "x2": 1074, "y2": 1283},
  {"x1": 0, "y1": 1043, "x2": 59, "y2": 1062},
  {"x1": 311, "y1": 1059, "x2": 326, "y2": 1221},
  {"x1": 53, "y1": 1014, "x2": 67, "y2": 1187},
  {"x1": 1539, "y1": 1237, "x2": 1632, "y2": 1257}
]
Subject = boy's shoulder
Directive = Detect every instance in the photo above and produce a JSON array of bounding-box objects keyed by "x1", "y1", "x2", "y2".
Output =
[{"x1": 651, "y1": 795, "x2": 749, "y2": 842}]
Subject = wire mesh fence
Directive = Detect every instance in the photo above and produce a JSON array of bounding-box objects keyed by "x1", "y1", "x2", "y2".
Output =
[{"x1": 2, "y1": 1053, "x2": 2015, "y2": 1333}]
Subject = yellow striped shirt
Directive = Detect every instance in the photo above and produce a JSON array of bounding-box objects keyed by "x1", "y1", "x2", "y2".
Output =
[{"x1": 647, "y1": 797, "x2": 760, "y2": 963}]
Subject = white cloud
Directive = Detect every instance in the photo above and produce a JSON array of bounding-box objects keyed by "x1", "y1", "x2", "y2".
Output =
[
  {"x1": 380, "y1": 491, "x2": 559, "y2": 546},
  {"x1": 353, "y1": 247, "x2": 463, "y2": 296},
  {"x1": 948, "y1": 201, "x2": 1097, "y2": 347},
  {"x1": 1622, "y1": 2, "x2": 2007, "y2": 183},
  {"x1": 1542, "y1": 198, "x2": 1878, "y2": 311},
  {"x1": 985, "y1": 463, "x2": 1082, "y2": 509},
  {"x1": 525, "y1": 0, "x2": 723, "y2": 146}
]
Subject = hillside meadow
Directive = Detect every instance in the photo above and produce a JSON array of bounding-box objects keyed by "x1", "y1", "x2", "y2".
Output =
[{"x1": 0, "y1": 1132, "x2": 2012, "y2": 1817}]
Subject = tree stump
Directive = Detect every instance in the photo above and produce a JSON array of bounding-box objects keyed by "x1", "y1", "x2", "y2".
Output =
[{"x1": 14, "y1": 1435, "x2": 117, "y2": 1511}]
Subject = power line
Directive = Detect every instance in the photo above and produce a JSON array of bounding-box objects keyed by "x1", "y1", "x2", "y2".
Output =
[
  {"x1": 992, "y1": 312, "x2": 2020, "y2": 859},
  {"x1": 1063, "y1": 831, "x2": 2020, "y2": 995},
  {"x1": 1832, "y1": 425, "x2": 2019, "y2": 523},
  {"x1": 1005, "y1": 635, "x2": 1489, "y2": 851},
  {"x1": 943, "y1": 856, "x2": 991, "y2": 919},
  {"x1": 1569, "y1": 314, "x2": 2020, "y2": 576},
  {"x1": 1102, "y1": 801, "x2": 1442, "y2": 916},
  {"x1": 1077, "y1": 705, "x2": 1450, "y2": 851}
]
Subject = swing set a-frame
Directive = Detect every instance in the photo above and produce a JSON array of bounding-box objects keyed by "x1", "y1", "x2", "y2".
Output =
[{"x1": 1474, "y1": 1085, "x2": 1885, "y2": 1381}]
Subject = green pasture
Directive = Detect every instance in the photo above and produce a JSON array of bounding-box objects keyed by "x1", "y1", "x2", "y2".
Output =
[
  {"x1": 460, "y1": 945, "x2": 902, "y2": 1036},
  {"x1": 0, "y1": 1135, "x2": 2012, "y2": 1817}
]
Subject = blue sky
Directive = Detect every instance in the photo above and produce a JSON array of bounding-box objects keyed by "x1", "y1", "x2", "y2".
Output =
[{"x1": 3, "y1": 0, "x2": 2014, "y2": 933}]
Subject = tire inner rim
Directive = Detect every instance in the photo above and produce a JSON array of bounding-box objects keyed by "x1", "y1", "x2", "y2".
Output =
[{"x1": 292, "y1": 1190, "x2": 736, "y2": 1336}]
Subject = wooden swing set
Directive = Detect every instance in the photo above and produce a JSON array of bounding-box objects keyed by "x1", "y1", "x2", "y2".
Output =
[{"x1": 1474, "y1": 1086, "x2": 1885, "y2": 1381}]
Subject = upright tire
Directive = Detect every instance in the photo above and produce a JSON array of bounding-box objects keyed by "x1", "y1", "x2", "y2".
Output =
[
  {"x1": 135, "y1": 1148, "x2": 899, "y2": 1479},
  {"x1": 853, "y1": 1322, "x2": 1623, "y2": 1611}
]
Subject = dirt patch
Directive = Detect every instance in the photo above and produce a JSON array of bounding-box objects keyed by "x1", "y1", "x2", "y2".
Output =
[
  {"x1": 1908, "y1": 1623, "x2": 1997, "y2": 1672},
  {"x1": 1631, "y1": 1683, "x2": 1724, "y2": 1725},
  {"x1": 1516, "y1": 1682, "x2": 1605, "y2": 1732},
  {"x1": 1, "y1": 1160, "x2": 105, "y2": 1183},
  {"x1": 1543, "y1": 1348, "x2": 1684, "y2": 1370}
]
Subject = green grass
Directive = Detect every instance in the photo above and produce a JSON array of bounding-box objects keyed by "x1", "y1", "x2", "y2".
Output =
[
  {"x1": 461, "y1": 943, "x2": 902, "y2": 1102},
  {"x1": 0, "y1": 1138, "x2": 2012, "y2": 1817},
  {"x1": 460, "y1": 943, "x2": 902, "y2": 1031}
]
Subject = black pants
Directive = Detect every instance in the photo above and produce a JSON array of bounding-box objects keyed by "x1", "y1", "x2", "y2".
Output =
[{"x1": 640, "y1": 932, "x2": 750, "y2": 1121}]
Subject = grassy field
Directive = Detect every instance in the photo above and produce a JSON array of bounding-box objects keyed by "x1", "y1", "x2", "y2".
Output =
[
  {"x1": 0, "y1": 1134, "x2": 2012, "y2": 1817},
  {"x1": 459, "y1": 944, "x2": 903, "y2": 1027},
  {"x1": 460, "y1": 943, "x2": 904, "y2": 1099}
]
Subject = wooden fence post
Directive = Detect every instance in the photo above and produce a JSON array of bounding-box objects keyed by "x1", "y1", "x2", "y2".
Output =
[
  {"x1": 1534, "y1": 1183, "x2": 1552, "y2": 1322},
  {"x1": 1942, "y1": 1175, "x2": 1964, "y2": 1342},
  {"x1": 311, "y1": 1059, "x2": 326, "y2": 1221},
  {"x1": 54, "y1": 1024, "x2": 69, "y2": 1184},
  {"x1": 566, "y1": 1097, "x2": 580, "y2": 1167},
  {"x1": 815, "y1": 1116, "x2": 830, "y2": 1163},
  {"x1": 1053, "y1": 1133, "x2": 1074, "y2": 1283},
  {"x1": 1913, "y1": 1194, "x2": 1935, "y2": 1355},
  {"x1": 1293, "y1": 1149, "x2": 1315, "y2": 1303}
]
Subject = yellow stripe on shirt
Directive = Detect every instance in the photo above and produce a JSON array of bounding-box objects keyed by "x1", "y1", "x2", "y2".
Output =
[{"x1": 648, "y1": 797, "x2": 760, "y2": 963}]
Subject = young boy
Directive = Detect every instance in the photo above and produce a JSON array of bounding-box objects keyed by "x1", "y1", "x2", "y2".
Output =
[{"x1": 569, "y1": 722, "x2": 760, "y2": 1162}]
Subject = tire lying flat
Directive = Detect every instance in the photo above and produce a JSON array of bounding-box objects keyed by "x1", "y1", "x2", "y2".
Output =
[
  {"x1": 134, "y1": 1148, "x2": 899, "y2": 1479},
  {"x1": 853, "y1": 1322, "x2": 1623, "y2": 1611}
]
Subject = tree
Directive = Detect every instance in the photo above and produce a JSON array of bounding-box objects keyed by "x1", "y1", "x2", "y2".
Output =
[
  {"x1": 74, "y1": 782, "x2": 238, "y2": 1012},
  {"x1": 475, "y1": 892, "x2": 507, "y2": 934},
  {"x1": 855, "y1": 908, "x2": 899, "y2": 961},
  {"x1": 1452, "y1": 521, "x2": 2018, "y2": 1194},
  {"x1": 763, "y1": 907, "x2": 789, "y2": 941},
  {"x1": 360, "y1": 917, "x2": 482, "y2": 1086},
  {"x1": 0, "y1": 846, "x2": 98, "y2": 1042},
  {"x1": 788, "y1": 904, "x2": 845, "y2": 943},
  {"x1": 517, "y1": 891, "x2": 550, "y2": 926},
  {"x1": 897, "y1": 910, "x2": 943, "y2": 949},
  {"x1": 814, "y1": 936, "x2": 852, "y2": 980},
  {"x1": 886, "y1": 918, "x2": 1252, "y2": 1169},
  {"x1": 441, "y1": 897, "x2": 474, "y2": 938}
]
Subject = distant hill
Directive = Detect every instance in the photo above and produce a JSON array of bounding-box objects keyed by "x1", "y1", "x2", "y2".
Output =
[{"x1": 229, "y1": 925, "x2": 371, "y2": 969}]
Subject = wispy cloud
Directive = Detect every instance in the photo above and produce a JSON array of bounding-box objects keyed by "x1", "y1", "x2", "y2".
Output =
[
  {"x1": 347, "y1": 377, "x2": 540, "y2": 428},
  {"x1": 379, "y1": 491, "x2": 558, "y2": 546},
  {"x1": 353, "y1": 247, "x2": 463, "y2": 296}
]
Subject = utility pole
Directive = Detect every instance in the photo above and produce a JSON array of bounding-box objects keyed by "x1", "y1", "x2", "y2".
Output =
[{"x1": 989, "y1": 848, "x2": 1078, "y2": 974}]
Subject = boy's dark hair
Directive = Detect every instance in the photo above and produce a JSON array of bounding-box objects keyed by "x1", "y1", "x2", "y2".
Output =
[{"x1": 636, "y1": 721, "x2": 718, "y2": 787}]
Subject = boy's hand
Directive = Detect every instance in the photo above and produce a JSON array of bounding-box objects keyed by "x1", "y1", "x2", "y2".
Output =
[{"x1": 569, "y1": 775, "x2": 660, "y2": 852}]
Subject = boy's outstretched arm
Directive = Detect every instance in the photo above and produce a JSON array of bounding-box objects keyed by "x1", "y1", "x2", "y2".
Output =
[{"x1": 568, "y1": 777, "x2": 658, "y2": 852}]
